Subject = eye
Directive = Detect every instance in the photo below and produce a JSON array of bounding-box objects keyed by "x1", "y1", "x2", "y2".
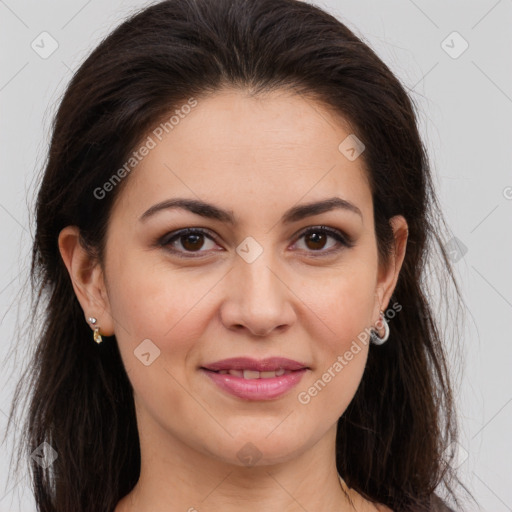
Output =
[
  {"x1": 292, "y1": 225, "x2": 354, "y2": 256},
  {"x1": 159, "y1": 228, "x2": 220, "y2": 258},
  {"x1": 158, "y1": 225, "x2": 354, "y2": 258}
]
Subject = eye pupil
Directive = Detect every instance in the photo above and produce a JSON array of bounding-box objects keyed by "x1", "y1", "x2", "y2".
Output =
[
  {"x1": 305, "y1": 232, "x2": 327, "y2": 250},
  {"x1": 182, "y1": 233, "x2": 204, "y2": 251}
]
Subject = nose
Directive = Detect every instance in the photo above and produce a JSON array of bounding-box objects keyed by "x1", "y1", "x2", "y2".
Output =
[{"x1": 219, "y1": 251, "x2": 296, "y2": 338}]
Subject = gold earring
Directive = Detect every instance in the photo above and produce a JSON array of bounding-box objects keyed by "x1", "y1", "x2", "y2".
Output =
[{"x1": 88, "y1": 317, "x2": 103, "y2": 344}]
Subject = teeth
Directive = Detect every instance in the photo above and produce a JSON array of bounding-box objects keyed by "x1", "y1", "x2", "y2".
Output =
[{"x1": 214, "y1": 368, "x2": 291, "y2": 379}]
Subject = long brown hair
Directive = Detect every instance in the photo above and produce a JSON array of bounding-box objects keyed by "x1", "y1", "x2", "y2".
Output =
[{"x1": 5, "y1": 0, "x2": 477, "y2": 510}]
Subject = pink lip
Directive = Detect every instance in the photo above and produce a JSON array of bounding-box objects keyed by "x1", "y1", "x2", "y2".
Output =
[
  {"x1": 201, "y1": 356, "x2": 309, "y2": 372},
  {"x1": 201, "y1": 368, "x2": 308, "y2": 401}
]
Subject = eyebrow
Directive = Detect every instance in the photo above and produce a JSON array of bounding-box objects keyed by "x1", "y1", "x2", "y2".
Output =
[{"x1": 139, "y1": 196, "x2": 363, "y2": 224}]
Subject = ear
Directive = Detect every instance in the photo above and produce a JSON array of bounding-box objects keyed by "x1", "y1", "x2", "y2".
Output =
[
  {"x1": 373, "y1": 215, "x2": 408, "y2": 323},
  {"x1": 58, "y1": 226, "x2": 115, "y2": 337}
]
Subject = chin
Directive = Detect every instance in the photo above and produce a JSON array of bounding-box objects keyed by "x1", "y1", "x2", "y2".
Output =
[{"x1": 204, "y1": 430, "x2": 312, "y2": 468}]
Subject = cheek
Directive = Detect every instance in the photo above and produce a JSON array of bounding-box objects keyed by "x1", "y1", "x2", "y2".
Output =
[
  {"x1": 296, "y1": 279, "x2": 373, "y2": 422},
  {"x1": 107, "y1": 261, "x2": 213, "y2": 419},
  {"x1": 307, "y1": 261, "x2": 377, "y2": 348},
  {"x1": 296, "y1": 262, "x2": 376, "y2": 414},
  {"x1": 108, "y1": 250, "x2": 190, "y2": 331},
  {"x1": 106, "y1": 254, "x2": 219, "y2": 370}
]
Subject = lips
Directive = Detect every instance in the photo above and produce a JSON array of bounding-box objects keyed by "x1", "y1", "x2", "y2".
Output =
[
  {"x1": 200, "y1": 357, "x2": 310, "y2": 399},
  {"x1": 201, "y1": 356, "x2": 309, "y2": 373}
]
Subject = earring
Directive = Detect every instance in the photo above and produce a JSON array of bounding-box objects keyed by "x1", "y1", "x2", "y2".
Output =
[
  {"x1": 88, "y1": 317, "x2": 103, "y2": 344},
  {"x1": 370, "y1": 310, "x2": 389, "y2": 345}
]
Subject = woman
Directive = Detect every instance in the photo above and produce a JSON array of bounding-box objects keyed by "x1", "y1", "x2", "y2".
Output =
[{"x1": 6, "y1": 0, "x2": 476, "y2": 510}]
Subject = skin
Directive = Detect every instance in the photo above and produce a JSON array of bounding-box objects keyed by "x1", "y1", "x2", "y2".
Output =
[{"x1": 59, "y1": 88, "x2": 407, "y2": 512}]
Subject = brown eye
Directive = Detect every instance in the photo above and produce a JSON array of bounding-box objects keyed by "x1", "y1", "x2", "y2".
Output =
[
  {"x1": 293, "y1": 226, "x2": 353, "y2": 255},
  {"x1": 304, "y1": 231, "x2": 328, "y2": 251},
  {"x1": 160, "y1": 228, "x2": 219, "y2": 257},
  {"x1": 180, "y1": 232, "x2": 206, "y2": 251}
]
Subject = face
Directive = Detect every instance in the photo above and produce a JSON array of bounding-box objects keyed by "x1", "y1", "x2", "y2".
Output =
[{"x1": 63, "y1": 88, "x2": 407, "y2": 469}]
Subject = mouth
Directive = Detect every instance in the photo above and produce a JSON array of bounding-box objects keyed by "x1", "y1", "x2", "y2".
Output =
[
  {"x1": 199, "y1": 357, "x2": 310, "y2": 400},
  {"x1": 201, "y1": 368, "x2": 301, "y2": 379}
]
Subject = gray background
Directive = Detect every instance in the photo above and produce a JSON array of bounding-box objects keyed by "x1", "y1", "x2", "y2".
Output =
[{"x1": 1, "y1": 0, "x2": 511, "y2": 510}]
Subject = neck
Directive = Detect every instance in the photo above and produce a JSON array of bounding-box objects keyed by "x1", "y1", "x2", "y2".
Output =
[{"x1": 114, "y1": 421, "x2": 368, "y2": 512}]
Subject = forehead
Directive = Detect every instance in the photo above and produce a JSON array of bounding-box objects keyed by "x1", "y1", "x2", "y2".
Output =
[{"x1": 111, "y1": 88, "x2": 373, "y2": 223}]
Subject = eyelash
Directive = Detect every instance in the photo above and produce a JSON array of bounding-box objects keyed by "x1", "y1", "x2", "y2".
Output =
[{"x1": 158, "y1": 225, "x2": 354, "y2": 259}]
